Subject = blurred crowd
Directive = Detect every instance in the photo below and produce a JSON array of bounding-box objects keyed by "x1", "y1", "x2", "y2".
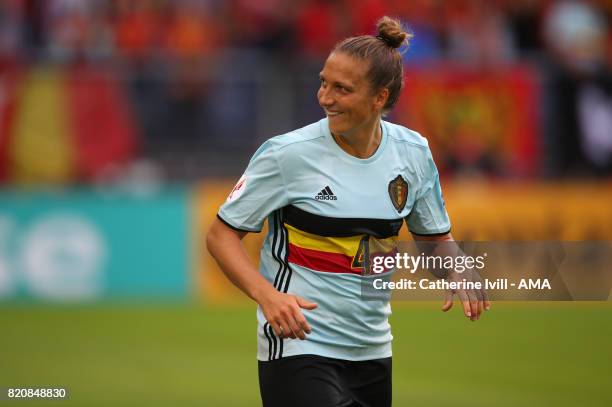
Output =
[
  {"x1": 0, "y1": 0, "x2": 609, "y2": 64},
  {"x1": 0, "y1": 0, "x2": 611, "y2": 180}
]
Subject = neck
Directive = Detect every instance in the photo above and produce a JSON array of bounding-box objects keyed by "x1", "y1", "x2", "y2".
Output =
[{"x1": 332, "y1": 117, "x2": 382, "y2": 159}]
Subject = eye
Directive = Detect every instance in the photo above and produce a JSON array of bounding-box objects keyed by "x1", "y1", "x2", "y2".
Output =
[{"x1": 336, "y1": 85, "x2": 350, "y2": 94}]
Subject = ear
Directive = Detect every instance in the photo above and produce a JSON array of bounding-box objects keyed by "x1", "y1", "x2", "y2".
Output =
[{"x1": 373, "y1": 88, "x2": 389, "y2": 111}]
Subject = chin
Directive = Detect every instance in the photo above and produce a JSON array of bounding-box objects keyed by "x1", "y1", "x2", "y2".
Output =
[
  {"x1": 329, "y1": 124, "x2": 343, "y2": 135},
  {"x1": 328, "y1": 120, "x2": 350, "y2": 136}
]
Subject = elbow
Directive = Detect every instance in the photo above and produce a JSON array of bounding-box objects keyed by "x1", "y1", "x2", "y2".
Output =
[
  {"x1": 205, "y1": 223, "x2": 219, "y2": 256},
  {"x1": 206, "y1": 225, "x2": 219, "y2": 256}
]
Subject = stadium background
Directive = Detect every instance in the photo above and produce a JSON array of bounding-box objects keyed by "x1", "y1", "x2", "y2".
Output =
[{"x1": 0, "y1": 0, "x2": 611, "y2": 405}]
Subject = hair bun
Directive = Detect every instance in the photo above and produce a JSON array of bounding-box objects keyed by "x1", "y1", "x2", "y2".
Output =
[{"x1": 376, "y1": 16, "x2": 411, "y2": 49}]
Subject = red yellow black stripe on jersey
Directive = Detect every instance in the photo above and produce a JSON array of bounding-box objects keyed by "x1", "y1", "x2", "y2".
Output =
[
  {"x1": 284, "y1": 205, "x2": 403, "y2": 238},
  {"x1": 262, "y1": 206, "x2": 400, "y2": 360},
  {"x1": 283, "y1": 205, "x2": 401, "y2": 275}
]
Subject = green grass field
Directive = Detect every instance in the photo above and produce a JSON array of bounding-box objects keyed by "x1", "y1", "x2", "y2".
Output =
[{"x1": 1, "y1": 302, "x2": 611, "y2": 406}]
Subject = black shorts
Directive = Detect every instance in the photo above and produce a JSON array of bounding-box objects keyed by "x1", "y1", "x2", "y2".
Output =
[{"x1": 258, "y1": 354, "x2": 392, "y2": 407}]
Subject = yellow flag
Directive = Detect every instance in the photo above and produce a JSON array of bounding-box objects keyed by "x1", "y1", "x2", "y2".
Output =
[{"x1": 9, "y1": 67, "x2": 74, "y2": 185}]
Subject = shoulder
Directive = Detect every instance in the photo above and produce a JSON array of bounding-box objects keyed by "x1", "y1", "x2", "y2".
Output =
[
  {"x1": 253, "y1": 120, "x2": 327, "y2": 160},
  {"x1": 383, "y1": 121, "x2": 430, "y2": 150},
  {"x1": 268, "y1": 120, "x2": 326, "y2": 150}
]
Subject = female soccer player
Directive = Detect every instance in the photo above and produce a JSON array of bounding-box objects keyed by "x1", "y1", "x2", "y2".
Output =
[{"x1": 207, "y1": 16, "x2": 490, "y2": 407}]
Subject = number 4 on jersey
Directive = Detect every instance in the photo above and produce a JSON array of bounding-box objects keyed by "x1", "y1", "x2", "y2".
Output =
[{"x1": 352, "y1": 235, "x2": 371, "y2": 273}]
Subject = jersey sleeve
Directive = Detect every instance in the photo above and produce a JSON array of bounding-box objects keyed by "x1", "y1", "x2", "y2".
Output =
[
  {"x1": 406, "y1": 149, "x2": 451, "y2": 236},
  {"x1": 218, "y1": 140, "x2": 289, "y2": 232}
]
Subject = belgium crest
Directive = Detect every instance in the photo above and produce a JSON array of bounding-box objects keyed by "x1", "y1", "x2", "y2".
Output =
[{"x1": 388, "y1": 175, "x2": 408, "y2": 213}]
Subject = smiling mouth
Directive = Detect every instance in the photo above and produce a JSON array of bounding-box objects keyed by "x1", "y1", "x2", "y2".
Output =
[{"x1": 326, "y1": 111, "x2": 343, "y2": 117}]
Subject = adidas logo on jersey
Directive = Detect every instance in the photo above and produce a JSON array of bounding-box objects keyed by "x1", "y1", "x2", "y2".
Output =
[{"x1": 315, "y1": 186, "x2": 337, "y2": 200}]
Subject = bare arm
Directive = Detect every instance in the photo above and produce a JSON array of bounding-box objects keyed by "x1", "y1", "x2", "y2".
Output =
[
  {"x1": 206, "y1": 218, "x2": 269, "y2": 302},
  {"x1": 411, "y1": 232, "x2": 491, "y2": 320},
  {"x1": 411, "y1": 232, "x2": 454, "y2": 243},
  {"x1": 206, "y1": 218, "x2": 317, "y2": 339}
]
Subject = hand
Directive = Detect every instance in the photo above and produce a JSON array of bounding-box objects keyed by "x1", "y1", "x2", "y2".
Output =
[
  {"x1": 258, "y1": 287, "x2": 318, "y2": 340},
  {"x1": 441, "y1": 268, "x2": 491, "y2": 321}
]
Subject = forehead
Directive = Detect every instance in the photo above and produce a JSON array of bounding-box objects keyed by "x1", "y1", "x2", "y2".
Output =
[{"x1": 320, "y1": 52, "x2": 369, "y2": 86}]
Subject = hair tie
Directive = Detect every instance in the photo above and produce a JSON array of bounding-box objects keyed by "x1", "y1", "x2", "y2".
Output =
[{"x1": 376, "y1": 34, "x2": 394, "y2": 47}]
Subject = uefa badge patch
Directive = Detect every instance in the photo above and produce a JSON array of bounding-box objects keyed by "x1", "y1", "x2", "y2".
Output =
[
  {"x1": 388, "y1": 175, "x2": 408, "y2": 213},
  {"x1": 227, "y1": 175, "x2": 247, "y2": 202}
]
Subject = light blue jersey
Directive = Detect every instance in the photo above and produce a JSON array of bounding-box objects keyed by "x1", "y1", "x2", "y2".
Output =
[{"x1": 218, "y1": 118, "x2": 450, "y2": 361}]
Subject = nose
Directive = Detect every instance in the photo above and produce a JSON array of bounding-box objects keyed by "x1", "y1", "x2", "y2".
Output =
[{"x1": 318, "y1": 85, "x2": 333, "y2": 108}]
